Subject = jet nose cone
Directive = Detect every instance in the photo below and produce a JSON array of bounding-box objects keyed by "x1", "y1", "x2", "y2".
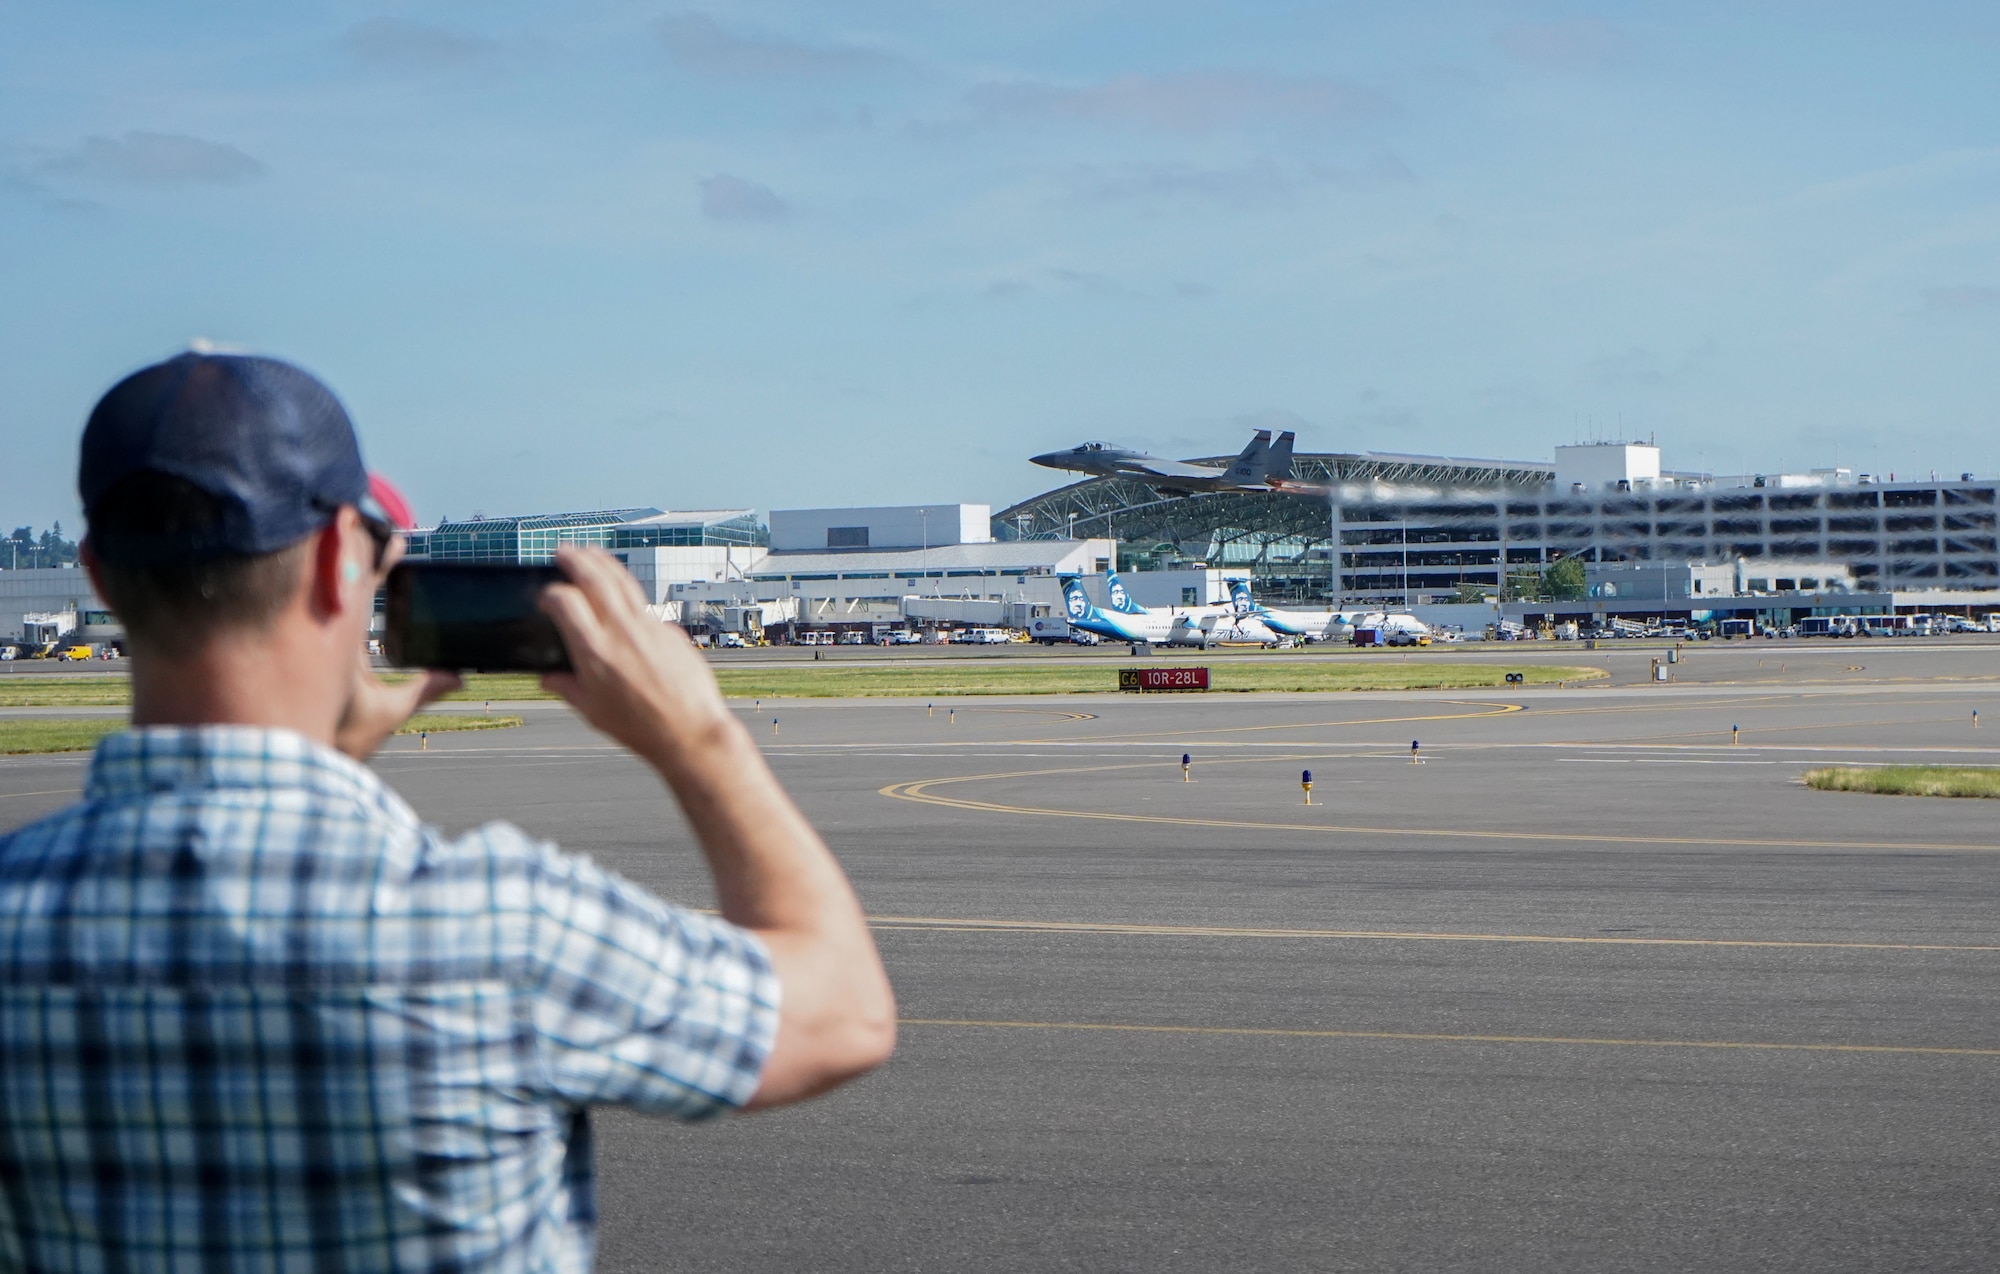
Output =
[{"x1": 1030, "y1": 451, "x2": 1067, "y2": 469}]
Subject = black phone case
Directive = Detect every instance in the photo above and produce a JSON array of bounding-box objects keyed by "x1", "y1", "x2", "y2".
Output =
[{"x1": 383, "y1": 562, "x2": 571, "y2": 672}]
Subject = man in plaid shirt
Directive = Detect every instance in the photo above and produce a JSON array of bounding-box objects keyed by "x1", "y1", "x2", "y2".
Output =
[{"x1": 0, "y1": 353, "x2": 896, "y2": 1270}]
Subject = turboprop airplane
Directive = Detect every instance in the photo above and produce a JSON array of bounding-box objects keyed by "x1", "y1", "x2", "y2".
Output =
[
  {"x1": 1350, "y1": 610, "x2": 1433, "y2": 646},
  {"x1": 1031, "y1": 429, "x2": 1296, "y2": 495},
  {"x1": 1061, "y1": 575, "x2": 1212, "y2": 646},
  {"x1": 1226, "y1": 580, "x2": 1431, "y2": 644},
  {"x1": 1066, "y1": 572, "x2": 1279, "y2": 647},
  {"x1": 1225, "y1": 580, "x2": 1360, "y2": 643}
]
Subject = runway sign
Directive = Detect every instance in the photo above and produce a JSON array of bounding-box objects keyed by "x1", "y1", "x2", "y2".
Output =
[{"x1": 1119, "y1": 666, "x2": 1211, "y2": 692}]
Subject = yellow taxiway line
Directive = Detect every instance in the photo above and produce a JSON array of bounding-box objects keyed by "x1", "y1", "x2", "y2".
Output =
[
  {"x1": 902, "y1": 1017, "x2": 2000, "y2": 1058},
  {"x1": 878, "y1": 759, "x2": 2000, "y2": 852},
  {"x1": 1013, "y1": 699, "x2": 1523, "y2": 744}
]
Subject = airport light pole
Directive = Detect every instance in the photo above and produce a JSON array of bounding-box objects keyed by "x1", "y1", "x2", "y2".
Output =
[
  {"x1": 1401, "y1": 516, "x2": 1410, "y2": 607},
  {"x1": 918, "y1": 508, "x2": 930, "y2": 597},
  {"x1": 1328, "y1": 499, "x2": 1342, "y2": 607}
]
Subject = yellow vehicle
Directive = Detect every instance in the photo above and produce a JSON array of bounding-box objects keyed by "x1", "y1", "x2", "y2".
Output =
[{"x1": 58, "y1": 645, "x2": 93, "y2": 661}]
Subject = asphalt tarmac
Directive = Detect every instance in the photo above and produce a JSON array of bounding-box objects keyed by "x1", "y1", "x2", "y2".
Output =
[{"x1": 3, "y1": 642, "x2": 1998, "y2": 1271}]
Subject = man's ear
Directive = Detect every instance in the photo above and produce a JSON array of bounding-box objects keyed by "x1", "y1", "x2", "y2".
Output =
[
  {"x1": 78, "y1": 538, "x2": 107, "y2": 602},
  {"x1": 308, "y1": 515, "x2": 351, "y2": 621}
]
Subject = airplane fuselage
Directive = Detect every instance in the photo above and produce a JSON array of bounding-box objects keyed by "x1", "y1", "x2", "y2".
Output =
[{"x1": 1030, "y1": 429, "x2": 1292, "y2": 495}]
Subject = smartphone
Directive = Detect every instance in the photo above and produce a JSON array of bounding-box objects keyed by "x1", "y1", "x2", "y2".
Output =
[{"x1": 383, "y1": 562, "x2": 570, "y2": 672}]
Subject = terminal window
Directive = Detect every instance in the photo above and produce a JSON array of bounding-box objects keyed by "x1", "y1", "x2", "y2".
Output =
[{"x1": 827, "y1": 526, "x2": 869, "y2": 548}]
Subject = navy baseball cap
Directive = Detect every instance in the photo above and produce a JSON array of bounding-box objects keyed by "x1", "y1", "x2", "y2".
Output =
[{"x1": 80, "y1": 351, "x2": 413, "y2": 564}]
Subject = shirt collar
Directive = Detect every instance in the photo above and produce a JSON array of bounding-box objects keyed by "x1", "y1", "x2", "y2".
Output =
[{"x1": 88, "y1": 725, "x2": 420, "y2": 829}]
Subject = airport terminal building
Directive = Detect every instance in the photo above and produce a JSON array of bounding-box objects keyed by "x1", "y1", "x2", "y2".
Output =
[
  {"x1": 997, "y1": 440, "x2": 2000, "y2": 609},
  {"x1": 398, "y1": 502, "x2": 1115, "y2": 640},
  {"x1": 8, "y1": 439, "x2": 1998, "y2": 647}
]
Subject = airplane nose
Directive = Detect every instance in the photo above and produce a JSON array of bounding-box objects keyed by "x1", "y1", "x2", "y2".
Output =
[{"x1": 1030, "y1": 452, "x2": 1066, "y2": 469}]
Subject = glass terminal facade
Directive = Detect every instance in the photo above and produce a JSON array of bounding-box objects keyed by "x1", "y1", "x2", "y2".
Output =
[
  {"x1": 407, "y1": 509, "x2": 766, "y2": 564},
  {"x1": 998, "y1": 454, "x2": 2000, "y2": 605}
]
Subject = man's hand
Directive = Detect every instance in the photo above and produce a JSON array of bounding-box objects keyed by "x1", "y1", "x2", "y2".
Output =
[
  {"x1": 537, "y1": 545, "x2": 734, "y2": 762},
  {"x1": 540, "y1": 545, "x2": 895, "y2": 1108},
  {"x1": 334, "y1": 649, "x2": 460, "y2": 762}
]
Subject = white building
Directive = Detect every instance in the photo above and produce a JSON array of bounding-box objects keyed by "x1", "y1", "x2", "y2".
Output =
[
  {"x1": 1554, "y1": 441, "x2": 1663, "y2": 492},
  {"x1": 0, "y1": 567, "x2": 109, "y2": 646},
  {"x1": 674, "y1": 505, "x2": 1111, "y2": 634},
  {"x1": 768, "y1": 504, "x2": 991, "y2": 552}
]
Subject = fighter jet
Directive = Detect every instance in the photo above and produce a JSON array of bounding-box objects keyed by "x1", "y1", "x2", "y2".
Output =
[{"x1": 1031, "y1": 430, "x2": 1296, "y2": 494}]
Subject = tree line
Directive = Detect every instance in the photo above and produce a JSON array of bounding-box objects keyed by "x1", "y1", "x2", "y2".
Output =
[{"x1": 4, "y1": 524, "x2": 80, "y2": 569}]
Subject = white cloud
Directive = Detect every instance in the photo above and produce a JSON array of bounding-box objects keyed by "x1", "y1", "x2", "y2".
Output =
[
  {"x1": 1062, "y1": 153, "x2": 1415, "y2": 208},
  {"x1": 700, "y1": 173, "x2": 789, "y2": 222},
  {"x1": 338, "y1": 18, "x2": 499, "y2": 71},
  {"x1": 40, "y1": 132, "x2": 264, "y2": 184},
  {"x1": 657, "y1": 13, "x2": 895, "y2": 78},
  {"x1": 1923, "y1": 285, "x2": 2000, "y2": 313},
  {"x1": 966, "y1": 70, "x2": 1389, "y2": 133},
  {"x1": 1496, "y1": 19, "x2": 1627, "y2": 71}
]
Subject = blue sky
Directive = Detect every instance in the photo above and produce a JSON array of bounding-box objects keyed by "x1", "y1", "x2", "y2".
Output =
[{"x1": 4, "y1": 3, "x2": 1998, "y2": 531}]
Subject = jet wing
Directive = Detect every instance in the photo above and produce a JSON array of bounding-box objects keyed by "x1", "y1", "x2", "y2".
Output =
[{"x1": 1116, "y1": 457, "x2": 1229, "y2": 483}]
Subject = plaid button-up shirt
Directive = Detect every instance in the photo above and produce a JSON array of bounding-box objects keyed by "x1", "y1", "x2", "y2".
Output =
[{"x1": 0, "y1": 726, "x2": 779, "y2": 1272}]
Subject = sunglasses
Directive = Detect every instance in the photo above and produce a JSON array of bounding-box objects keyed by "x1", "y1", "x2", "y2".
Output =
[{"x1": 360, "y1": 511, "x2": 396, "y2": 569}]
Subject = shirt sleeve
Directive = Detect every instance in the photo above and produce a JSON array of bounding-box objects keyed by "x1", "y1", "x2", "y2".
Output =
[{"x1": 524, "y1": 841, "x2": 780, "y2": 1119}]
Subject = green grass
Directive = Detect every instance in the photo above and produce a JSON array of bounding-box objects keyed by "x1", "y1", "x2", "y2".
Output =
[
  {"x1": 0, "y1": 712, "x2": 519, "y2": 755},
  {"x1": 0, "y1": 718, "x2": 127, "y2": 754},
  {"x1": 0, "y1": 677, "x2": 551, "y2": 709},
  {"x1": 1804, "y1": 766, "x2": 2000, "y2": 798},
  {"x1": 0, "y1": 662, "x2": 1605, "y2": 708},
  {"x1": 437, "y1": 674, "x2": 549, "y2": 702},
  {"x1": 397, "y1": 713, "x2": 523, "y2": 734},
  {"x1": 707, "y1": 662, "x2": 1599, "y2": 698},
  {"x1": 0, "y1": 677, "x2": 130, "y2": 708}
]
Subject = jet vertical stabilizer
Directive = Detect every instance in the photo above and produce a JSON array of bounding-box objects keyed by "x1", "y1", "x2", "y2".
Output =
[
  {"x1": 1261, "y1": 431, "x2": 1296, "y2": 485},
  {"x1": 1219, "y1": 430, "x2": 1273, "y2": 488}
]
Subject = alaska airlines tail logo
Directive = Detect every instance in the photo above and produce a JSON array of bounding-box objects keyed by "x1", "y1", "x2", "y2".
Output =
[
  {"x1": 1063, "y1": 578, "x2": 1091, "y2": 620},
  {"x1": 1104, "y1": 570, "x2": 1145, "y2": 614},
  {"x1": 1229, "y1": 580, "x2": 1257, "y2": 615}
]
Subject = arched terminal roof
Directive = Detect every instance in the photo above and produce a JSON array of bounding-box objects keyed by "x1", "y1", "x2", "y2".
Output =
[{"x1": 993, "y1": 451, "x2": 1555, "y2": 568}]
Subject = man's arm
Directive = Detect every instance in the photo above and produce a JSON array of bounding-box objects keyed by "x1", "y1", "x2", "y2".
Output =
[
  {"x1": 333, "y1": 528, "x2": 461, "y2": 762},
  {"x1": 538, "y1": 546, "x2": 895, "y2": 1108}
]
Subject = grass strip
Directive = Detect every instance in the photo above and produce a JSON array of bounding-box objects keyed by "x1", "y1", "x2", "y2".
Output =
[
  {"x1": 706, "y1": 662, "x2": 1598, "y2": 698},
  {"x1": 396, "y1": 713, "x2": 523, "y2": 734},
  {"x1": 0, "y1": 677, "x2": 131, "y2": 708},
  {"x1": 3, "y1": 662, "x2": 1604, "y2": 707},
  {"x1": 1804, "y1": 766, "x2": 2000, "y2": 799},
  {"x1": 0, "y1": 713, "x2": 521, "y2": 755},
  {"x1": 0, "y1": 718, "x2": 126, "y2": 754}
]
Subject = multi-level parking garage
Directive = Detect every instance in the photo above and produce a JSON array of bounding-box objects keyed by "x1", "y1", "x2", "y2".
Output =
[{"x1": 996, "y1": 441, "x2": 2000, "y2": 606}]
